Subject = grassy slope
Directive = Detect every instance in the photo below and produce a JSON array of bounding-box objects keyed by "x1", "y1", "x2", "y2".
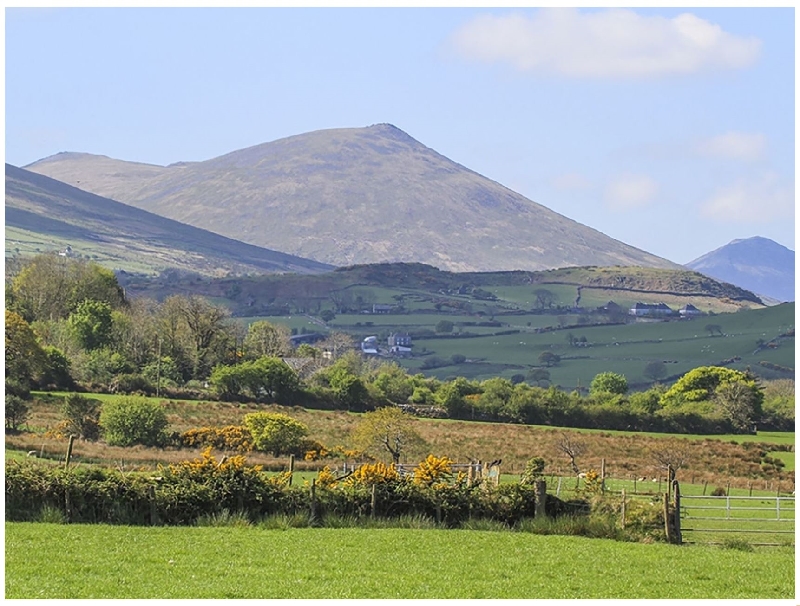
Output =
[
  {"x1": 5, "y1": 523, "x2": 793, "y2": 599},
  {"x1": 5, "y1": 164, "x2": 333, "y2": 276}
]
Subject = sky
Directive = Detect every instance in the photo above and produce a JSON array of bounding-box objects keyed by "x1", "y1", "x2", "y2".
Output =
[{"x1": 4, "y1": 6, "x2": 796, "y2": 265}]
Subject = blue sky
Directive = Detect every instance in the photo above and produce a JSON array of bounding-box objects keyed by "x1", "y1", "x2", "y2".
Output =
[{"x1": 5, "y1": 7, "x2": 795, "y2": 265}]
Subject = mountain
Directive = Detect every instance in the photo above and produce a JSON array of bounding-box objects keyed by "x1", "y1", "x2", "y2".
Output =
[
  {"x1": 686, "y1": 237, "x2": 795, "y2": 302},
  {"x1": 5, "y1": 164, "x2": 333, "y2": 276},
  {"x1": 26, "y1": 124, "x2": 681, "y2": 273}
]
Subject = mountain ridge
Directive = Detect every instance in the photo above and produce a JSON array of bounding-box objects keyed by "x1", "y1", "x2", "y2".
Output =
[{"x1": 26, "y1": 124, "x2": 682, "y2": 273}]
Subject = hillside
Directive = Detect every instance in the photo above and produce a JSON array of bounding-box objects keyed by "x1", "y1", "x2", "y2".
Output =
[
  {"x1": 4, "y1": 164, "x2": 333, "y2": 276},
  {"x1": 26, "y1": 124, "x2": 681, "y2": 272},
  {"x1": 686, "y1": 237, "x2": 795, "y2": 303}
]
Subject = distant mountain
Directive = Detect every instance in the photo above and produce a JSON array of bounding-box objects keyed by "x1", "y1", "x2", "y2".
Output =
[
  {"x1": 686, "y1": 237, "x2": 795, "y2": 302},
  {"x1": 26, "y1": 124, "x2": 681, "y2": 273},
  {"x1": 5, "y1": 164, "x2": 333, "y2": 276}
]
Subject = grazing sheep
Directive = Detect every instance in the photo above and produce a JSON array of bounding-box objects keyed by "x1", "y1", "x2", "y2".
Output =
[{"x1": 27, "y1": 451, "x2": 37, "y2": 457}]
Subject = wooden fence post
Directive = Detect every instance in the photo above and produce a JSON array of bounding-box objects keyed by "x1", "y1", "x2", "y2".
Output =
[
  {"x1": 149, "y1": 484, "x2": 159, "y2": 526},
  {"x1": 288, "y1": 454, "x2": 295, "y2": 486},
  {"x1": 370, "y1": 483, "x2": 377, "y2": 519},
  {"x1": 64, "y1": 435, "x2": 75, "y2": 471},
  {"x1": 556, "y1": 477, "x2": 562, "y2": 498},
  {"x1": 620, "y1": 488, "x2": 626, "y2": 529},
  {"x1": 64, "y1": 489, "x2": 72, "y2": 523},
  {"x1": 633, "y1": 476, "x2": 637, "y2": 494},
  {"x1": 535, "y1": 480, "x2": 546, "y2": 519},
  {"x1": 672, "y1": 480, "x2": 682, "y2": 544},
  {"x1": 662, "y1": 492, "x2": 672, "y2": 543},
  {"x1": 601, "y1": 458, "x2": 606, "y2": 495},
  {"x1": 702, "y1": 481, "x2": 708, "y2": 496},
  {"x1": 310, "y1": 479, "x2": 317, "y2": 524}
]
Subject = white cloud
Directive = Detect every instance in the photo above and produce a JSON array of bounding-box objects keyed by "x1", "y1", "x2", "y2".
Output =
[
  {"x1": 450, "y1": 9, "x2": 761, "y2": 78},
  {"x1": 604, "y1": 174, "x2": 658, "y2": 211},
  {"x1": 696, "y1": 132, "x2": 766, "y2": 161},
  {"x1": 701, "y1": 172, "x2": 794, "y2": 223}
]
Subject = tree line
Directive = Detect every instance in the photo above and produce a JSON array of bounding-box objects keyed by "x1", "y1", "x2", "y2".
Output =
[{"x1": 5, "y1": 254, "x2": 794, "y2": 435}]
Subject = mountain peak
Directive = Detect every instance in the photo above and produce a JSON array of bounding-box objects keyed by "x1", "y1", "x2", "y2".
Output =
[
  {"x1": 25, "y1": 124, "x2": 679, "y2": 273},
  {"x1": 686, "y1": 237, "x2": 794, "y2": 302}
]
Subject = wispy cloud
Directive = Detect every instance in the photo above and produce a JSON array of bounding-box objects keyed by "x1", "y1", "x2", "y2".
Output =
[
  {"x1": 604, "y1": 174, "x2": 658, "y2": 211},
  {"x1": 450, "y1": 9, "x2": 761, "y2": 78},
  {"x1": 696, "y1": 131, "x2": 767, "y2": 161},
  {"x1": 701, "y1": 172, "x2": 794, "y2": 223}
]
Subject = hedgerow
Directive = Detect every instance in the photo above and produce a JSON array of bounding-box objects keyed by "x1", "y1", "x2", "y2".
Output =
[{"x1": 5, "y1": 453, "x2": 602, "y2": 533}]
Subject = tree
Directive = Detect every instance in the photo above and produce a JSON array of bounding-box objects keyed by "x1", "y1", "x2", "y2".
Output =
[
  {"x1": 651, "y1": 444, "x2": 691, "y2": 481},
  {"x1": 450, "y1": 353, "x2": 466, "y2": 365},
  {"x1": 319, "y1": 309, "x2": 336, "y2": 323},
  {"x1": 100, "y1": 396, "x2": 169, "y2": 447},
  {"x1": 557, "y1": 433, "x2": 585, "y2": 475},
  {"x1": 68, "y1": 299, "x2": 114, "y2": 351},
  {"x1": 243, "y1": 412, "x2": 309, "y2": 456},
  {"x1": 661, "y1": 366, "x2": 763, "y2": 412},
  {"x1": 352, "y1": 406, "x2": 423, "y2": 465},
  {"x1": 715, "y1": 380, "x2": 762, "y2": 432},
  {"x1": 590, "y1": 372, "x2": 628, "y2": 396},
  {"x1": 174, "y1": 295, "x2": 233, "y2": 379},
  {"x1": 435, "y1": 320, "x2": 454, "y2": 334},
  {"x1": 243, "y1": 320, "x2": 291, "y2": 359},
  {"x1": 705, "y1": 324, "x2": 723, "y2": 337},
  {"x1": 328, "y1": 366, "x2": 369, "y2": 411},
  {"x1": 10, "y1": 254, "x2": 125, "y2": 322},
  {"x1": 319, "y1": 331, "x2": 355, "y2": 359},
  {"x1": 644, "y1": 360, "x2": 668, "y2": 382},
  {"x1": 61, "y1": 394, "x2": 101, "y2": 440},
  {"x1": 538, "y1": 351, "x2": 561, "y2": 367},
  {"x1": 533, "y1": 289, "x2": 555, "y2": 310},
  {"x1": 5, "y1": 395, "x2": 29, "y2": 431},
  {"x1": 527, "y1": 368, "x2": 551, "y2": 387},
  {"x1": 5, "y1": 310, "x2": 46, "y2": 392}
]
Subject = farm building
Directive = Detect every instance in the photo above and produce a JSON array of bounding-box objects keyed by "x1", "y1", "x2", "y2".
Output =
[
  {"x1": 388, "y1": 332, "x2": 412, "y2": 347},
  {"x1": 361, "y1": 336, "x2": 379, "y2": 355},
  {"x1": 678, "y1": 304, "x2": 703, "y2": 317},
  {"x1": 629, "y1": 302, "x2": 674, "y2": 317}
]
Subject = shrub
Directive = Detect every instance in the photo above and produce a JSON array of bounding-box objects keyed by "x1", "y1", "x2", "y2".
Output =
[
  {"x1": 346, "y1": 462, "x2": 400, "y2": 486},
  {"x1": 61, "y1": 393, "x2": 101, "y2": 440},
  {"x1": 413, "y1": 455, "x2": 453, "y2": 486},
  {"x1": 112, "y1": 373, "x2": 154, "y2": 395},
  {"x1": 181, "y1": 425, "x2": 253, "y2": 453},
  {"x1": 520, "y1": 457, "x2": 546, "y2": 485},
  {"x1": 710, "y1": 487, "x2": 727, "y2": 497},
  {"x1": 99, "y1": 396, "x2": 169, "y2": 447},
  {"x1": 243, "y1": 412, "x2": 309, "y2": 456}
]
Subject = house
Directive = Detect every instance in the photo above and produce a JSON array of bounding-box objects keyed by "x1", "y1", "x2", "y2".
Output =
[
  {"x1": 629, "y1": 302, "x2": 674, "y2": 317},
  {"x1": 389, "y1": 345, "x2": 412, "y2": 357},
  {"x1": 678, "y1": 304, "x2": 703, "y2": 317},
  {"x1": 388, "y1": 332, "x2": 412, "y2": 347},
  {"x1": 361, "y1": 336, "x2": 379, "y2": 355},
  {"x1": 372, "y1": 304, "x2": 395, "y2": 314}
]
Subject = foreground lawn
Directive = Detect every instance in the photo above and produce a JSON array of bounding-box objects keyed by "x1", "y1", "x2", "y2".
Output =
[{"x1": 5, "y1": 523, "x2": 793, "y2": 599}]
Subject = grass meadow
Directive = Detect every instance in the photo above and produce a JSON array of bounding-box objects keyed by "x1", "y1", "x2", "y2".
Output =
[{"x1": 5, "y1": 523, "x2": 793, "y2": 599}]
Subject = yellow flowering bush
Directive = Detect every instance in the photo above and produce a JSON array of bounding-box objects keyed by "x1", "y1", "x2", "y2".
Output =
[
  {"x1": 345, "y1": 461, "x2": 400, "y2": 486},
  {"x1": 180, "y1": 425, "x2": 253, "y2": 453},
  {"x1": 168, "y1": 446, "x2": 261, "y2": 479},
  {"x1": 315, "y1": 465, "x2": 339, "y2": 488},
  {"x1": 583, "y1": 469, "x2": 603, "y2": 495},
  {"x1": 413, "y1": 454, "x2": 454, "y2": 486}
]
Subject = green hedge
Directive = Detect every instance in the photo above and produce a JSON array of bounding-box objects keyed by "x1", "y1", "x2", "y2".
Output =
[{"x1": 5, "y1": 460, "x2": 586, "y2": 528}]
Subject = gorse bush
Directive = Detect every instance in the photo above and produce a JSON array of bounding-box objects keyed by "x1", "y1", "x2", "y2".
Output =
[
  {"x1": 181, "y1": 425, "x2": 253, "y2": 453},
  {"x1": 99, "y1": 396, "x2": 169, "y2": 447},
  {"x1": 243, "y1": 412, "x2": 309, "y2": 456}
]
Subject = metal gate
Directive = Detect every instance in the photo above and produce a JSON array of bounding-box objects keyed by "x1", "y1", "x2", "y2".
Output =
[{"x1": 679, "y1": 494, "x2": 795, "y2": 546}]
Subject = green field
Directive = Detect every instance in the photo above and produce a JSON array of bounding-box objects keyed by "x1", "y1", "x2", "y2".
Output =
[{"x1": 5, "y1": 523, "x2": 793, "y2": 599}]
